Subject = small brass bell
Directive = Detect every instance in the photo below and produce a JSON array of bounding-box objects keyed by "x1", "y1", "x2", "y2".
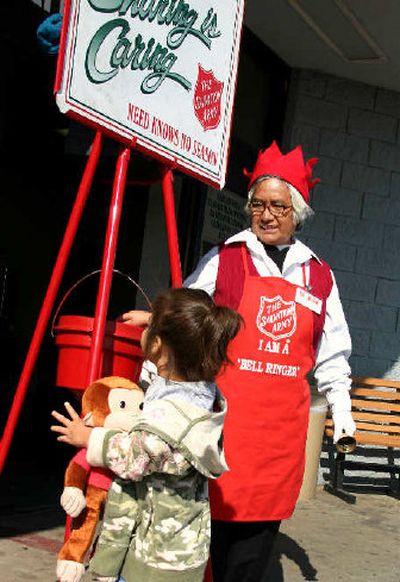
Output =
[{"x1": 336, "y1": 434, "x2": 356, "y2": 454}]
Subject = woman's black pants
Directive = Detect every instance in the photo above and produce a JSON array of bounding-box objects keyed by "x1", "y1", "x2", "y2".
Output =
[{"x1": 210, "y1": 519, "x2": 281, "y2": 582}]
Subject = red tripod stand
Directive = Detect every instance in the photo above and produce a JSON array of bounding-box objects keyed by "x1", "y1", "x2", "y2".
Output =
[{"x1": 0, "y1": 130, "x2": 182, "y2": 474}]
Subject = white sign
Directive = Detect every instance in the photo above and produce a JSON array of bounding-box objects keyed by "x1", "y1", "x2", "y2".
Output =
[{"x1": 56, "y1": 0, "x2": 245, "y2": 189}]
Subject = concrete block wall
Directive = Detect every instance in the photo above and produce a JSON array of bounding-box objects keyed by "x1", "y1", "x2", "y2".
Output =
[{"x1": 283, "y1": 70, "x2": 400, "y2": 379}]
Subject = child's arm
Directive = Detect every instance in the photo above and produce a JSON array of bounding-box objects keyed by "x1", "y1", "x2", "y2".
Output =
[
  {"x1": 51, "y1": 402, "x2": 92, "y2": 448},
  {"x1": 52, "y1": 402, "x2": 190, "y2": 482},
  {"x1": 87, "y1": 429, "x2": 191, "y2": 482},
  {"x1": 119, "y1": 310, "x2": 151, "y2": 327}
]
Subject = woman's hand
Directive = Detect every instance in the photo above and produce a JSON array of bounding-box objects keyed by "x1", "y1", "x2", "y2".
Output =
[
  {"x1": 119, "y1": 310, "x2": 151, "y2": 327},
  {"x1": 332, "y1": 410, "x2": 356, "y2": 443},
  {"x1": 51, "y1": 402, "x2": 92, "y2": 448}
]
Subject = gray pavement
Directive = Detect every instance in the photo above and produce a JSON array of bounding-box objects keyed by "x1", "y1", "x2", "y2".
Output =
[{"x1": 0, "y1": 487, "x2": 398, "y2": 581}]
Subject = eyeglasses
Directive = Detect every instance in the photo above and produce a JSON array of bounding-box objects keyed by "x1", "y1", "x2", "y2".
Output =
[{"x1": 249, "y1": 199, "x2": 293, "y2": 217}]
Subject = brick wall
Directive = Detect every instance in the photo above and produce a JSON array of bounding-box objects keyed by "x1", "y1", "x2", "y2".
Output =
[{"x1": 283, "y1": 70, "x2": 400, "y2": 379}]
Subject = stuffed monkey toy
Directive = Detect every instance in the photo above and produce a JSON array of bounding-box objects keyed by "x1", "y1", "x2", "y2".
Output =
[{"x1": 57, "y1": 376, "x2": 144, "y2": 582}]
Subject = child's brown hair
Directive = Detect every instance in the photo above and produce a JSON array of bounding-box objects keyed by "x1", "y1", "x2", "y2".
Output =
[{"x1": 144, "y1": 288, "x2": 243, "y2": 382}]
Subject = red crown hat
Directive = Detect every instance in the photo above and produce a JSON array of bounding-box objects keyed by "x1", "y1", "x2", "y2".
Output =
[{"x1": 243, "y1": 141, "x2": 320, "y2": 204}]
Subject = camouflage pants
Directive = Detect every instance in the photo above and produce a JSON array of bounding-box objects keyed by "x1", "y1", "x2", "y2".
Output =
[
  {"x1": 89, "y1": 479, "x2": 137, "y2": 579},
  {"x1": 89, "y1": 473, "x2": 210, "y2": 581}
]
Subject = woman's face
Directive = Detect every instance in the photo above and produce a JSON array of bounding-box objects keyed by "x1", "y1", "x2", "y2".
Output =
[{"x1": 249, "y1": 178, "x2": 296, "y2": 246}]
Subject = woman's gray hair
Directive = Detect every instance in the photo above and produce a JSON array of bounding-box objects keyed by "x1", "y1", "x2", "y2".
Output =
[{"x1": 246, "y1": 175, "x2": 314, "y2": 228}]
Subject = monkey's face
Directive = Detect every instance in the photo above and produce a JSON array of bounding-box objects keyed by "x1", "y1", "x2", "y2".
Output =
[
  {"x1": 104, "y1": 387, "x2": 144, "y2": 431},
  {"x1": 82, "y1": 377, "x2": 144, "y2": 430}
]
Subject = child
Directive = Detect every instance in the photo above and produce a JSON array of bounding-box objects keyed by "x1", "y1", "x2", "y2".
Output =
[{"x1": 51, "y1": 288, "x2": 242, "y2": 582}]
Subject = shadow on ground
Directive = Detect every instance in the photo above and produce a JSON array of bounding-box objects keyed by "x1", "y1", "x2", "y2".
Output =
[{"x1": 265, "y1": 532, "x2": 318, "y2": 582}]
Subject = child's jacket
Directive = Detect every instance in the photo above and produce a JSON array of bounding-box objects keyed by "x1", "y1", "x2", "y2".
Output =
[{"x1": 87, "y1": 388, "x2": 227, "y2": 582}]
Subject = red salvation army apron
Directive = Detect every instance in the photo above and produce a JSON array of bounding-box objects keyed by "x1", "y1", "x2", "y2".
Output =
[{"x1": 210, "y1": 247, "x2": 316, "y2": 521}]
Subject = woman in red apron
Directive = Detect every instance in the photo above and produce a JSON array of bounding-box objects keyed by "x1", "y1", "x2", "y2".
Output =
[{"x1": 186, "y1": 142, "x2": 356, "y2": 581}]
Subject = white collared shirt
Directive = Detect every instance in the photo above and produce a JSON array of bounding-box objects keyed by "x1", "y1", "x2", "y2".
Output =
[{"x1": 184, "y1": 228, "x2": 352, "y2": 413}]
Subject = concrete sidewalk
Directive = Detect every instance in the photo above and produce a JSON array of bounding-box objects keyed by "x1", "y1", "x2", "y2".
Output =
[
  {"x1": 0, "y1": 487, "x2": 398, "y2": 581},
  {"x1": 269, "y1": 490, "x2": 399, "y2": 581}
]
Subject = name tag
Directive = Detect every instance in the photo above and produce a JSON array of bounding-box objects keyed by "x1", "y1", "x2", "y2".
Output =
[{"x1": 295, "y1": 287, "x2": 322, "y2": 315}]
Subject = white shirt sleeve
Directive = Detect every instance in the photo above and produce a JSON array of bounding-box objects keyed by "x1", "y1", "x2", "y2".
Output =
[
  {"x1": 183, "y1": 246, "x2": 220, "y2": 294},
  {"x1": 313, "y1": 271, "x2": 352, "y2": 414}
]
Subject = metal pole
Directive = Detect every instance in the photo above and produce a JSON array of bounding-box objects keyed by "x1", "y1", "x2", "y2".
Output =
[
  {"x1": 162, "y1": 168, "x2": 182, "y2": 288},
  {"x1": 0, "y1": 132, "x2": 103, "y2": 475},
  {"x1": 85, "y1": 146, "x2": 130, "y2": 384}
]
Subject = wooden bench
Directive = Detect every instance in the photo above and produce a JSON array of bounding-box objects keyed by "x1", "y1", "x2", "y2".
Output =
[{"x1": 324, "y1": 375, "x2": 400, "y2": 503}]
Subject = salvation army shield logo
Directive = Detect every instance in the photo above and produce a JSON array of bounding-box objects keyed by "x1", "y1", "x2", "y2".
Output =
[
  {"x1": 193, "y1": 64, "x2": 224, "y2": 131},
  {"x1": 256, "y1": 296, "x2": 297, "y2": 340}
]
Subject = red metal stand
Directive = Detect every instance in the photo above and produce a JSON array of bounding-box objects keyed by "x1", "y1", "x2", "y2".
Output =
[
  {"x1": 86, "y1": 146, "x2": 131, "y2": 384},
  {"x1": 0, "y1": 133, "x2": 182, "y2": 475},
  {"x1": 162, "y1": 168, "x2": 183, "y2": 288}
]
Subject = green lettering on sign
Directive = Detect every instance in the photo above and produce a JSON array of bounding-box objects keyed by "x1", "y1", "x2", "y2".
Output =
[{"x1": 84, "y1": 0, "x2": 222, "y2": 94}]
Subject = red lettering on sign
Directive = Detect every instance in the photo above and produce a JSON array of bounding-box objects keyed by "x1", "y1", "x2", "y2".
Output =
[{"x1": 127, "y1": 103, "x2": 150, "y2": 129}]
